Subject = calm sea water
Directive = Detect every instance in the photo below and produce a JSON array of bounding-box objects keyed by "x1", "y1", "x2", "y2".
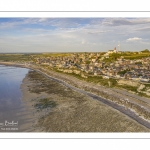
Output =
[{"x1": 0, "y1": 65, "x2": 33, "y2": 132}]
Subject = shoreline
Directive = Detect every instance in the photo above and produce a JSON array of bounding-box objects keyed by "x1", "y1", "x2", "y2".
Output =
[
  {"x1": 1, "y1": 61, "x2": 150, "y2": 131},
  {"x1": 20, "y1": 75, "x2": 50, "y2": 132}
]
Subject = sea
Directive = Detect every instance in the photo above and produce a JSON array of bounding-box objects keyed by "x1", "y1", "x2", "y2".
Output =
[{"x1": 0, "y1": 65, "x2": 33, "y2": 132}]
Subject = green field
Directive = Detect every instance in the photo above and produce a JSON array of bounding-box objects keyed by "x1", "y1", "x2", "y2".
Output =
[{"x1": 0, "y1": 54, "x2": 31, "y2": 61}]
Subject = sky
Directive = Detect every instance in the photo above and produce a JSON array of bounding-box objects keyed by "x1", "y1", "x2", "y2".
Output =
[{"x1": 0, "y1": 18, "x2": 150, "y2": 53}]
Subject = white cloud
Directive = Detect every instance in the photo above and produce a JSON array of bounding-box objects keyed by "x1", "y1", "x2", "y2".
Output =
[
  {"x1": 135, "y1": 27, "x2": 150, "y2": 32},
  {"x1": 87, "y1": 30, "x2": 110, "y2": 35},
  {"x1": 126, "y1": 37, "x2": 142, "y2": 42},
  {"x1": 102, "y1": 18, "x2": 150, "y2": 26},
  {"x1": 81, "y1": 40, "x2": 85, "y2": 44},
  {"x1": 38, "y1": 18, "x2": 49, "y2": 22}
]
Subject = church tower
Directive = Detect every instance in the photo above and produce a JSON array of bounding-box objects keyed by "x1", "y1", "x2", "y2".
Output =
[{"x1": 114, "y1": 47, "x2": 117, "y2": 53}]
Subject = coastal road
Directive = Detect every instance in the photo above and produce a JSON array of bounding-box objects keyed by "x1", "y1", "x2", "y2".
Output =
[{"x1": 111, "y1": 88, "x2": 150, "y2": 105}]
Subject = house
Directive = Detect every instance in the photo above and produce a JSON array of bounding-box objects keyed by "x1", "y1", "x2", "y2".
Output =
[
  {"x1": 103, "y1": 76, "x2": 109, "y2": 79},
  {"x1": 140, "y1": 77, "x2": 150, "y2": 82}
]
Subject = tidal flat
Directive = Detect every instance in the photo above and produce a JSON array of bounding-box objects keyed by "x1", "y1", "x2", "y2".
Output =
[{"x1": 21, "y1": 70, "x2": 150, "y2": 132}]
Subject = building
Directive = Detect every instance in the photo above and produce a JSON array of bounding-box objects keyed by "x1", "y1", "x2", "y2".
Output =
[{"x1": 107, "y1": 47, "x2": 117, "y2": 54}]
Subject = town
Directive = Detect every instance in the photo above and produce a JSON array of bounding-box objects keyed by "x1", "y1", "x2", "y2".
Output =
[
  {"x1": 30, "y1": 48, "x2": 150, "y2": 83},
  {"x1": 1, "y1": 49, "x2": 150, "y2": 131}
]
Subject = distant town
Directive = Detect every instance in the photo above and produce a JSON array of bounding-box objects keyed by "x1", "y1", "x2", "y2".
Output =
[{"x1": 27, "y1": 48, "x2": 150, "y2": 83}]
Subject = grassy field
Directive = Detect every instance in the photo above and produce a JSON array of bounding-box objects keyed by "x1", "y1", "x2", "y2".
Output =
[
  {"x1": 101, "y1": 52, "x2": 150, "y2": 63},
  {"x1": 33, "y1": 53, "x2": 72, "y2": 58},
  {"x1": 124, "y1": 53, "x2": 150, "y2": 60},
  {"x1": 0, "y1": 54, "x2": 31, "y2": 61}
]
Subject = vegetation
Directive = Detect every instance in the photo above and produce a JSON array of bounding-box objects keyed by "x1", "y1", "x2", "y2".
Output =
[
  {"x1": 118, "y1": 69, "x2": 130, "y2": 75},
  {"x1": 135, "y1": 62, "x2": 142, "y2": 65},
  {"x1": 103, "y1": 57, "x2": 114, "y2": 63},
  {"x1": 117, "y1": 85, "x2": 138, "y2": 93},
  {"x1": 123, "y1": 53, "x2": 150, "y2": 60},
  {"x1": 0, "y1": 50, "x2": 150, "y2": 63},
  {"x1": 85, "y1": 60, "x2": 91, "y2": 64},
  {"x1": 0, "y1": 54, "x2": 31, "y2": 62},
  {"x1": 39, "y1": 53, "x2": 71, "y2": 57},
  {"x1": 141, "y1": 49, "x2": 150, "y2": 53},
  {"x1": 48, "y1": 66, "x2": 150, "y2": 98},
  {"x1": 110, "y1": 53, "x2": 122, "y2": 59},
  {"x1": 102, "y1": 51, "x2": 150, "y2": 62},
  {"x1": 51, "y1": 67, "x2": 118, "y2": 88},
  {"x1": 34, "y1": 98, "x2": 57, "y2": 111},
  {"x1": 138, "y1": 92, "x2": 150, "y2": 98}
]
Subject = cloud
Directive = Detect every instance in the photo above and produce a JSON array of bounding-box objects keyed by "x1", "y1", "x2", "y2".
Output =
[
  {"x1": 135, "y1": 27, "x2": 150, "y2": 32},
  {"x1": 87, "y1": 30, "x2": 109, "y2": 34},
  {"x1": 126, "y1": 37, "x2": 142, "y2": 42},
  {"x1": 102, "y1": 18, "x2": 150, "y2": 26},
  {"x1": 81, "y1": 40, "x2": 85, "y2": 44},
  {"x1": 0, "y1": 18, "x2": 150, "y2": 52},
  {"x1": 38, "y1": 18, "x2": 49, "y2": 22}
]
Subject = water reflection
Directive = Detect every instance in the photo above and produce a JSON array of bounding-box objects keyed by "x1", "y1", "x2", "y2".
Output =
[{"x1": 0, "y1": 65, "x2": 30, "y2": 132}]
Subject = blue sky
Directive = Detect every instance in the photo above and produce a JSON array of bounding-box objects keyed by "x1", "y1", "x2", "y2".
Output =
[{"x1": 0, "y1": 18, "x2": 150, "y2": 53}]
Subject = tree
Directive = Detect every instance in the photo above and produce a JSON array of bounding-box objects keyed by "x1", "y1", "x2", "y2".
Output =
[{"x1": 141, "y1": 49, "x2": 149, "y2": 53}]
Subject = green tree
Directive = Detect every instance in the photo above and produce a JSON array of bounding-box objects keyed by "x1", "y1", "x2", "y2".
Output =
[{"x1": 141, "y1": 49, "x2": 149, "y2": 53}]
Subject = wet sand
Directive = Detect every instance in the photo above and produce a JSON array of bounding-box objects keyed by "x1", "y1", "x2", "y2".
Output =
[{"x1": 20, "y1": 77, "x2": 48, "y2": 132}]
